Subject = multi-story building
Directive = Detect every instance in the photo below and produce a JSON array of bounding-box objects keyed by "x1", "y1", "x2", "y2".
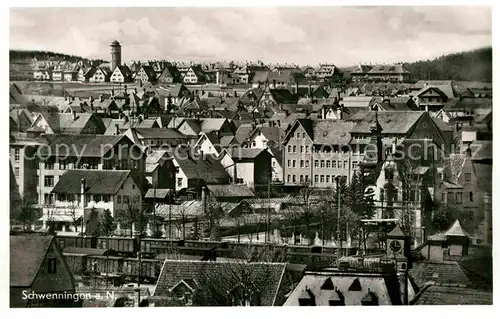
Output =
[
  {"x1": 182, "y1": 65, "x2": 207, "y2": 84},
  {"x1": 10, "y1": 135, "x2": 43, "y2": 203},
  {"x1": 44, "y1": 169, "x2": 143, "y2": 232},
  {"x1": 351, "y1": 63, "x2": 410, "y2": 83},
  {"x1": 110, "y1": 65, "x2": 133, "y2": 83},
  {"x1": 282, "y1": 119, "x2": 357, "y2": 187},
  {"x1": 36, "y1": 134, "x2": 146, "y2": 208},
  {"x1": 221, "y1": 148, "x2": 273, "y2": 188}
]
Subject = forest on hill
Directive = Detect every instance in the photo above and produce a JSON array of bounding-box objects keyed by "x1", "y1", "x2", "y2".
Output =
[
  {"x1": 403, "y1": 47, "x2": 492, "y2": 82},
  {"x1": 10, "y1": 49, "x2": 107, "y2": 64}
]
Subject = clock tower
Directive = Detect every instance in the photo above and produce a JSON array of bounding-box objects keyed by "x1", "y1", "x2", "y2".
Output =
[{"x1": 386, "y1": 225, "x2": 411, "y2": 270}]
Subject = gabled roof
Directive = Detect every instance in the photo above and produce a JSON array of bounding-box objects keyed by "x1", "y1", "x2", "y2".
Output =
[
  {"x1": 239, "y1": 88, "x2": 265, "y2": 106},
  {"x1": 200, "y1": 118, "x2": 228, "y2": 133},
  {"x1": 313, "y1": 120, "x2": 356, "y2": 145},
  {"x1": 154, "y1": 260, "x2": 287, "y2": 306},
  {"x1": 412, "y1": 81, "x2": 457, "y2": 99},
  {"x1": 137, "y1": 65, "x2": 157, "y2": 81},
  {"x1": 269, "y1": 89, "x2": 297, "y2": 104},
  {"x1": 234, "y1": 123, "x2": 256, "y2": 144},
  {"x1": 34, "y1": 112, "x2": 105, "y2": 134},
  {"x1": 51, "y1": 170, "x2": 134, "y2": 195},
  {"x1": 444, "y1": 220, "x2": 469, "y2": 237},
  {"x1": 173, "y1": 153, "x2": 229, "y2": 183},
  {"x1": 40, "y1": 134, "x2": 131, "y2": 158},
  {"x1": 412, "y1": 285, "x2": 492, "y2": 305},
  {"x1": 367, "y1": 64, "x2": 408, "y2": 74},
  {"x1": 206, "y1": 184, "x2": 255, "y2": 198},
  {"x1": 10, "y1": 235, "x2": 55, "y2": 287},
  {"x1": 350, "y1": 111, "x2": 425, "y2": 134},
  {"x1": 146, "y1": 150, "x2": 169, "y2": 164},
  {"x1": 226, "y1": 148, "x2": 269, "y2": 160},
  {"x1": 133, "y1": 127, "x2": 187, "y2": 140}
]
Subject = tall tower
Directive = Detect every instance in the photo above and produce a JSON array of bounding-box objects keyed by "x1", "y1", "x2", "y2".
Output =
[{"x1": 110, "y1": 40, "x2": 122, "y2": 71}]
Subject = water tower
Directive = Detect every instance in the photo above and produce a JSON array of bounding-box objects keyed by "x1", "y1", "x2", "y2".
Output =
[{"x1": 110, "y1": 40, "x2": 122, "y2": 71}]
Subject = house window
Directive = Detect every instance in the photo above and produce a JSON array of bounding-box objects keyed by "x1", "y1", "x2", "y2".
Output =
[
  {"x1": 292, "y1": 160, "x2": 296, "y2": 168},
  {"x1": 305, "y1": 160, "x2": 309, "y2": 168},
  {"x1": 292, "y1": 175, "x2": 296, "y2": 183},
  {"x1": 14, "y1": 167, "x2": 19, "y2": 177},
  {"x1": 441, "y1": 192, "x2": 446, "y2": 202},
  {"x1": 469, "y1": 192, "x2": 473, "y2": 202},
  {"x1": 305, "y1": 175, "x2": 309, "y2": 183},
  {"x1": 320, "y1": 160, "x2": 325, "y2": 168},
  {"x1": 94, "y1": 195, "x2": 101, "y2": 202},
  {"x1": 315, "y1": 160, "x2": 319, "y2": 168},
  {"x1": 45, "y1": 161, "x2": 54, "y2": 170},
  {"x1": 59, "y1": 159, "x2": 67, "y2": 170},
  {"x1": 103, "y1": 195, "x2": 110, "y2": 203},
  {"x1": 469, "y1": 211, "x2": 474, "y2": 220},
  {"x1": 465, "y1": 173, "x2": 471, "y2": 181},
  {"x1": 326, "y1": 175, "x2": 330, "y2": 184},
  {"x1": 124, "y1": 196, "x2": 130, "y2": 204},
  {"x1": 177, "y1": 178, "x2": 183, "y2": 187},
  {"x1": 48, "y1": 258, "x2": 57, "y2": 274},
  {"x1": 352, "y1": 161, "x2": 358, "y2": 169},
  {"x1": 320, "y1": 175, "x2": 325, "y2": 183},
  {"x1": 300, "y1": 160, "x2": 304, "y2": 168},
  {"x1": 117, "y1": 195, "x2": 122, "y2": 204},
  {"x1": 296, "y1": 132, "x2": 300, "y2": 139},
  {"x1": 287, "y1": 145, "x2": 292, "y2": 153},
  {"x1": 314, "y1": 175, "x2": 319, "y2": 183},
  {"x1": 332, "y1": 161, "x2": 337, "y2": 168},
  {"x1": 305, "y1": 146, "x2": 310, "y2": 154},
  {"x1": 325, "y1": 160, "x2": 330, "y2": 168},
  {"x1": 301, "y1": 146, "x2": 304, "y2": 154},
  {"x1": 456, "y1": 192, "x2": 463, "y2": 204},
  {"x1": 14, "y1": 149, "x2": 20, "y2": 162},
  {"x1": 293, "y1": 146, "x2": 297, "y2": 153},
  {"x1": 288, "y1": 160, "x2": 291, "y2": 168},
  {"x1": 300, "y1": 175, "x2": 304, "y2": 184},
  {"x1": 343, "y1": 161, "x2": 348, "y2": 169},
  {"x1": 338, "y1": 160, "x2": 342, "y2": 168},
  {"x1": 287, "y1": 175, "x2": 291, "y2": 183},
  {"x1": 44, "y1": 176, "x2": 54, "y2": 187},
  {"x1": 331, "y1": 175, "x2": 335, "y2": 183}
]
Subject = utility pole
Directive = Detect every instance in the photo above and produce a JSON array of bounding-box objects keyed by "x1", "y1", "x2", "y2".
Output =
[
  {"x1": 137, "y1": 246, "x2": 142, "y2": 308},
  {"x1": 266, "y1": 177, "x2": 271, "y2": 243},
  {"x1": 152, "y1": 183, "x2": 157, "y2": 236},
  {"x1": 335, "y1": 176, "x2": 341, "y2": 257},
  {"x1": 169, "y1": 191, "x2": 172, "y2": 240}
]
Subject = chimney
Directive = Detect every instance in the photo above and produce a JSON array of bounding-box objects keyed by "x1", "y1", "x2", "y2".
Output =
[
  {"x1": 80, "y1": 179, "x2": 86, "y2": 210},
  {"x1": 484, "y1": 193, "x2": 492, "y2": 244},
  {"x1": 201, "y1": 186, "x2": 207, "y2": 215}
]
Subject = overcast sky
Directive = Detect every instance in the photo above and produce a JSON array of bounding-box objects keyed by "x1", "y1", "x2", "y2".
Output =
[{"x1": 10, "y1": 6, "x2": 491, "y2": 66}]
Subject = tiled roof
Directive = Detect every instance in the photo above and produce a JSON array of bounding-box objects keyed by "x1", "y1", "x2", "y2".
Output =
[
  {"x1": 444, "y1": 220, "x2": 469, "y2": 237},
  {"x1": 134, "y1": 127, "x2": 187, "y2": 140},
  {"x1": 220, "y1": 135, "x2": 237, "y2": 147},
  {"x1": 154, "y1": 260, "x2": 286, "y2": 306},
  {"x1": 174, "y1": 153, "x2": 229, "y2": 183},
  {"x1": 227, "y1": 147, "x2": 268, "y2": 160},
  {"x1": 234, "y1": 123, "x2": 256, "y2": 144},
  {"x1": 206, "y1": 184, "x2": 255, "y2": 198},
  {"x1": 412, "y1": 81, "x2": 457, "y2": 99},
  {"x1": 51, "y1": 170, "x2": 133, "y2": 195},
  {"x1": 472, "y1": 162, "x2": 492, "y2": 192},
  {"x1": 239, "y1": 88, "x2": 265, "y2": 106},
  {"x1": 350, "y1": 111, "x2": 424, "y2": 134},
  {"x1": 10, "y1": 235, "x2": 55, "y2": 287},
  {"x1": 269, "y1": 89, "x2": 297, "y2": 104},
  {"x1": 146, "y1": 150, "x2": 168, "y2": 164},
  {"x1": 312, "y1": 120, "x2": 356, "y2": 145},
  {"x1": 412, "y1": 285, "x2": 492, "y2": 305},
  {"x1": 36, "y1": 112, "x2": 105, "y2": 134},
  {"x1": 200, "y1": 118, "x2": 228, "y2": 133},
  {"x1": 41, "y1": 134, "x2": 128, "y2": 157},
  {"x1": 145, "y1": 188, "x2": 171, "y2": 199},
  {"x1": 367, "y1": 64, "x2": 409, "y2": 74},
  {"x1": 284, "y1": 273, "x2": 403, "y2": 305},
  {"x1": 409, "y1": 262, "x2": 471, "y2": 288}
]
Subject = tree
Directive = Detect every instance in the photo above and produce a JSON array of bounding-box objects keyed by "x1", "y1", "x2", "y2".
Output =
[
  {"x1": 100, "y1": 209, "x2": 115, "y2": 236},
  {"x1": 116, "y1": 198, "x2": 143, "y2": 237},
  {"x1": 192, "y1": 246, "x2": 287, "y2": 306},
  {"x1": 13, "y1": 197, "x2": 39, "y2": 231}
]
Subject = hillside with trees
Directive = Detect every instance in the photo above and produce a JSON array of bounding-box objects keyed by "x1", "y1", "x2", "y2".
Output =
[
  {"x1": 403, "y1": 47, "x2": 492, "y2": 82},
  {"x1": 10, "y1": 49, "x2": 107, "y2": 64}
]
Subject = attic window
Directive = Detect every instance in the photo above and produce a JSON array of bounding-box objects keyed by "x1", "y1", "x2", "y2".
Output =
[
  {"x1": 348, "y1": 278, "x2": 362, "y2": 291},
  {"x1": 321, "y1": 278, "x2": 335, "y2": 290}
]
